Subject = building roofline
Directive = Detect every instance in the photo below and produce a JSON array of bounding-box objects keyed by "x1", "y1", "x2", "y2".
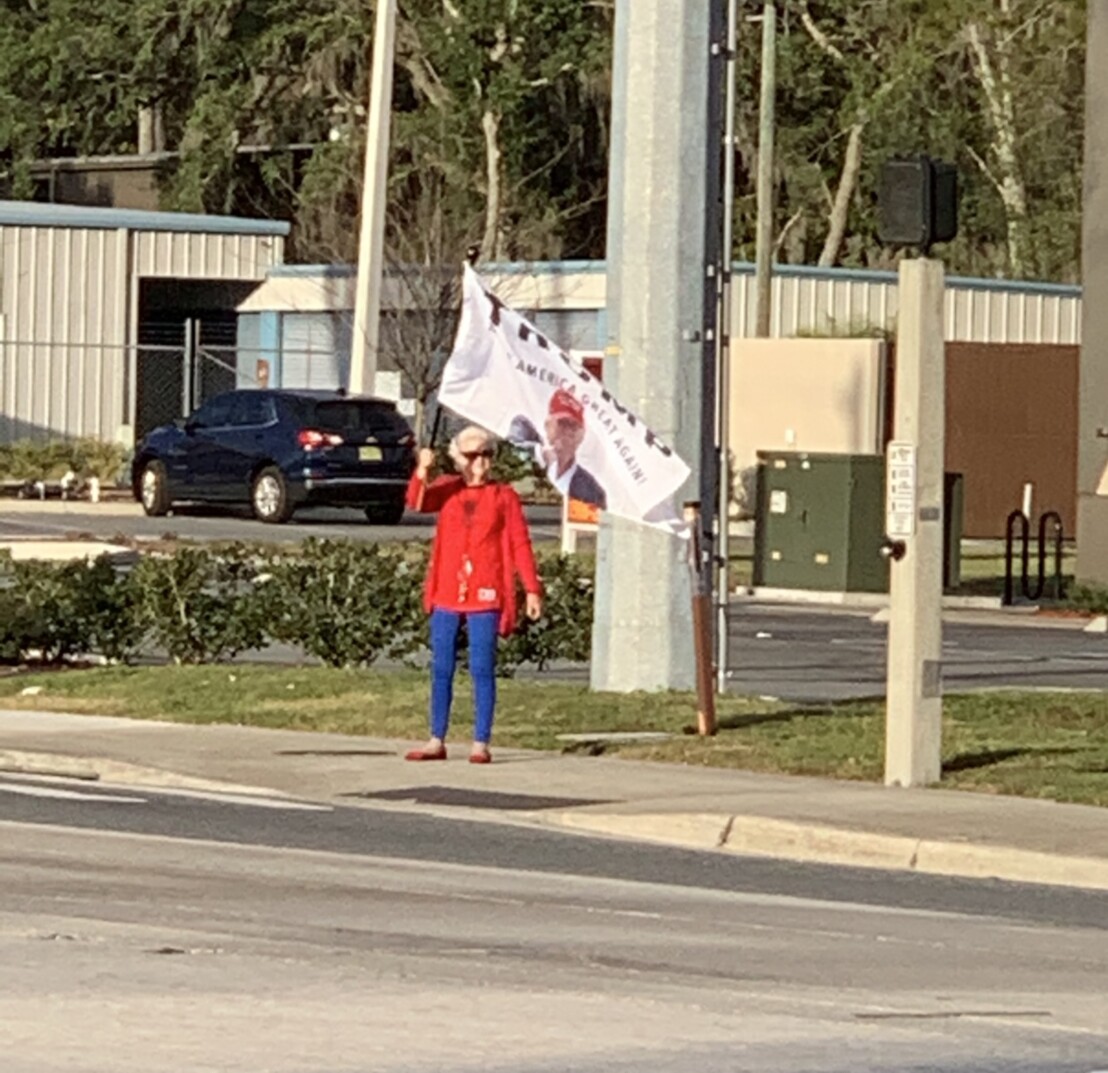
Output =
[
  {"x1": 272, "y1": 258, "x2": 1082, "y2": 298},
  {"x1": 0, "y1": 199, "x2": 291, "y2": 237}
]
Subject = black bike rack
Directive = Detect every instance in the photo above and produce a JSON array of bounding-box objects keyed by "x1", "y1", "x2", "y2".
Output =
[{"x1": 1003, "y1": 509, "x2": 1066, "y2": 605}]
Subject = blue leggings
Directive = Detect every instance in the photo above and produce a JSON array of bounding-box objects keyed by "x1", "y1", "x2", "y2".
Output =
[{"x1": 429, "y1": 608, "x2": 499, "y2": 743}]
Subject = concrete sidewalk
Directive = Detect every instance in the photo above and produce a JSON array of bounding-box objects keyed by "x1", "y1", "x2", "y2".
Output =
[
  {"x1": 2, "y1": 708, "x2": 1106, "y2": 892},
  {"x1": 0, "y1": 497, "x2": 141, "y2": 516}
]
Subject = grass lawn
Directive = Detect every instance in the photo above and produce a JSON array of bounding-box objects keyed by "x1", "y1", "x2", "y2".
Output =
[{"x1": 0, "y1": 665, "x2": 1105, "y2": 807}]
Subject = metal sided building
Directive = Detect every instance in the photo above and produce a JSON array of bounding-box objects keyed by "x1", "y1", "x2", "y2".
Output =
[
  {"x1": 236, "y1": 259, "x2": 1082, "y2": 389},
  {"x1": 236, "y1": 261, "x2": 610, "y2": 401},
  {"x1": 0, "y1": 200, "x2": 289, "y2": 444}
]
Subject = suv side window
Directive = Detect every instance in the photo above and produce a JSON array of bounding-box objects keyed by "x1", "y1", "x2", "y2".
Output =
[
  {"x1": 231, "y1": 393, "x2": 276, "y2": 428},
  {"x1": 189, "y1": 394, "x2": 235, "y2": 429}
]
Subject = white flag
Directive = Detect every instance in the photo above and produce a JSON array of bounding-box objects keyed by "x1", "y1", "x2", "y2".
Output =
[{"x1": 438, "y1": 265, "x2": 692, "y2": 535}]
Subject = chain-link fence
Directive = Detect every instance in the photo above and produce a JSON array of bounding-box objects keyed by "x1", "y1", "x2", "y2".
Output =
[
  {"x1": 0, "y1": 330, "x2": 362, "y2": 447},
  {"x1": 0, "y1": 337, "x2": 275, "y2": 446}
]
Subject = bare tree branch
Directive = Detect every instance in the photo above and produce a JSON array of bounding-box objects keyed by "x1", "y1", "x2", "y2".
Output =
[
  {"x1": 798, "y1": 0, "x2": 845, "y2": 63},
  {"x1": 966, "y1": 18, "x2": 1030, "y2": 275},
  {"x1": 818, "y1": 122, "x2": 863, "y2": 267},
  {"x1": 773, "y1": 208, "x2": 805, "y2": 257},
  {"x1": 480, "y1": 108, "x2": 504, "y2": 261}
]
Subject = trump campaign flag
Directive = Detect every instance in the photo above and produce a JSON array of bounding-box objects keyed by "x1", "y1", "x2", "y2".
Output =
[{"x1": 437, "y1": 265, "x2": 692, "y2": 535}]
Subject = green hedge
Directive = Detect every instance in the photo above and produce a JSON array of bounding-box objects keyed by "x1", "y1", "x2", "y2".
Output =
[
  {"x1": 0, "y1": 541, "x2": 594, "y2": 674},
  {"x1": 0, "y1": 438, "x2": 129, "y2": 484}
]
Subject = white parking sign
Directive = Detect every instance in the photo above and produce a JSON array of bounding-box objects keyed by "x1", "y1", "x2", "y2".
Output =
[{"x1": 886, "y1": 441, "x2": 917, "y2": 537}]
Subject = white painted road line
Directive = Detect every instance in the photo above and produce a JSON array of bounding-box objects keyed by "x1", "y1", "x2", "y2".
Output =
[
  {"x1": 0, "y1": 783, "x2": 144, "y2": 804},
  {"x1": 0, "y1": 774, "x2": 332, "y2": 812}
]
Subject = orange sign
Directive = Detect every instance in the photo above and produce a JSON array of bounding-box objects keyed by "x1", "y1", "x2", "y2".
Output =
[{"x1": 567, "y1": 497, "x2": 599, "y2": 526}]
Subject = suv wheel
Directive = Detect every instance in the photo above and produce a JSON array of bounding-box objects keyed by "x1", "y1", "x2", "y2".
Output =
[
  {"x1": 364, "y1": 494, "x2": 406, "y2": 526},
  {"x1": 252, "y1": 467, "x2": 292, "y2": 523},
  {"x1": 139, "y1": 461, "x2": 171, "y2": 517}
]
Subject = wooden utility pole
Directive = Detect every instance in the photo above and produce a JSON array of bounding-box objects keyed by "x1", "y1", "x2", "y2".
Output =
[
  {"x1": 754, "y1": 1, "x2": 777, "y2": 338},
  {"x1": 349, "y1": 0, "x2": 397, "y2": 397}
]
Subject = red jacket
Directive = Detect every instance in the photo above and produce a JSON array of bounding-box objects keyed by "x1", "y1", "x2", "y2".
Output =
[{"x1": 406, "y1": 474, "x2": 541, "y2": 636}]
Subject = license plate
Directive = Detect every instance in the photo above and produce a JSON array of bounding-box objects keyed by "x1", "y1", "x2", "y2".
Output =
[{"x1": 359, "y1": 445, "x2": 382, "y2": 462}]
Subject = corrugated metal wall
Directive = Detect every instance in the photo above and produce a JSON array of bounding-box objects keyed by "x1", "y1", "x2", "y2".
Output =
[
  {"x1": 0, "y1": 222, "x2": 284, "y2": 442},
  {"x1": 132, "y1": 230, "x2": 284, "y2": 281},
  {"x1": 461, "y1": 263, "x2": 1083, "y2": 345},
  {"x1": 0, "y1": 223, "x2": 130, "y2": 441},
  {"x1": 728, "y1": 268, "x2": 1082, "y2": 345},
  {"x1": 241, "y1": 262, "x2": 1083, "y2": 351}
]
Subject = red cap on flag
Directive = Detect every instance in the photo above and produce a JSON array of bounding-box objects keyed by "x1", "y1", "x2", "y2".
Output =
[{"x1": 548, "y1": 388, "x2": 584, "y2": 426}]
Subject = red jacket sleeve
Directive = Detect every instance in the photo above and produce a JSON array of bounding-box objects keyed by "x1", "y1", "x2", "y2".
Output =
[
  {"x1": 406, "y1": 473, "x2": 463, "y2": 512},
  {"x1": 502, "y1": 486, "x2": 541, "y2": 595}
]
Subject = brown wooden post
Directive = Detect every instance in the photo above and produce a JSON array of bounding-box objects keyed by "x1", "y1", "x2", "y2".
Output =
[{"x1": 683, "y1": 502, "x2": 717, "y2": 736}]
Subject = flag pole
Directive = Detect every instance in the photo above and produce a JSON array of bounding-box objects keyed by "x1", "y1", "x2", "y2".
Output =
[{"x1": 428, "y1": 246, "x2": 481, "y2": 449}]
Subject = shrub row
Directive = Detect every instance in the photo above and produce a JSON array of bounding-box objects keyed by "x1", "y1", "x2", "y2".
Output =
[
  {"x1": 0, "y1": 540, "x2": 594, "y2": 675},
  {"x1": 0, "y1": 438, "x2": 129, "y2": 484}
]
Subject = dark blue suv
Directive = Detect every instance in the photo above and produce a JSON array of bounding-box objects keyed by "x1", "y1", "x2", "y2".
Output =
[{"x1": 132, "y1": 389, "x2": 416, "y2": 524}]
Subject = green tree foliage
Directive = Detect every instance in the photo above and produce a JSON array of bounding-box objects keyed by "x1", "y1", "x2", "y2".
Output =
[
  {"x1": 734, "y1": 0, "x2": 1086, "y2": 281},
  {"x1": 0, "y1": 1, "x2": 1088, "y2": 282}
]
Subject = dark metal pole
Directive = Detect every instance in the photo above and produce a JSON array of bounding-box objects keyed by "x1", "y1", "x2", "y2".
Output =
[
  {"x1": 698, "y1": 0, "x2": 728, "y2": 667},
  {"x1": 716, "y1": 0, "x2": 738, "y2": 693}
]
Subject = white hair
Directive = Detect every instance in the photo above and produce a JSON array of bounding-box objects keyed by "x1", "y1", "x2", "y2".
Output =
[{"x1": 448, "y1": 425, "x2": 495, "y2": 465}]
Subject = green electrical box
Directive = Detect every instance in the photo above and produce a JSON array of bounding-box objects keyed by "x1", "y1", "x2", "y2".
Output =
[{"x1": 753, "y1": 452, "x2": 964, "y2": 594}]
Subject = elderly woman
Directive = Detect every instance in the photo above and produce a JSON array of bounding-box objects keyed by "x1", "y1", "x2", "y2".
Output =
[{"x1": 404, "y1": 425, "x2": 542, "y2": 763}]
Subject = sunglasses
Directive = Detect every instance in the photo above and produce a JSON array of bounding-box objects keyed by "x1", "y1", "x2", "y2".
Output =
[{"x1": 461, "y1": 449, "x2": 494, "y2": 461}]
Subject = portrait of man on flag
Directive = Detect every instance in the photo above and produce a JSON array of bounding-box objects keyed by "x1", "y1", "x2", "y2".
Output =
[{"x1": 507, "y1": 388, "x2": 607, "y2": 511}]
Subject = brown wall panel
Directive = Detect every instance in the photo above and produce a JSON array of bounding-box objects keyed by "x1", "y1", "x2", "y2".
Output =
[{"x1": 944, "y1": 344, "x2": 1078, "y2": 538}]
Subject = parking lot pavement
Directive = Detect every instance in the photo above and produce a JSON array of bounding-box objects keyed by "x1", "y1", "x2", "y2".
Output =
[{"x1": 0, "y1": 500, "x2": 565, "y2": 544}]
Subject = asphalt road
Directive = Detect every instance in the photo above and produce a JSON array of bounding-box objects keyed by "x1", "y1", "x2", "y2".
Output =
[
  {"x1": 0, "y1": 502, "x2": 566, "y2": 544},
  {"x1": 2, "y1": 778, "x2": 1106, "y2": 1073},
  {"x1": 728, "y1": 604, "x2": 1108, "y2": 702},
  {"x1": 3, "y1": 771, "x2": 1106, "y2": 926}
]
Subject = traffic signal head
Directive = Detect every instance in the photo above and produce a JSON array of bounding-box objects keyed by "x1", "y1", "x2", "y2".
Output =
[{"x1": 878, "y1": 155, "x2": 959, "y2": 251}]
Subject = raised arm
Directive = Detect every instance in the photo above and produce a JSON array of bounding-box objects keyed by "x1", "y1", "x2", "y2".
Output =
[{"x1": 406, "y1": 449, "x2": 463, "y2": 512}]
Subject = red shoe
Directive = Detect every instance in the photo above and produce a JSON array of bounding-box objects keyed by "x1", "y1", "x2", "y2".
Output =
[
  {"x1": 405, "y1": 746, "x2": 447, "y2": 761},
  {"x1": 468, "y1": 750, "x2": 492, "y2": 765}
]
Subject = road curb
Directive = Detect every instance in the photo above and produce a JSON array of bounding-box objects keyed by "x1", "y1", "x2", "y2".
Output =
[
  {"x1": 740, "y1": 588, "x2": 1005, "y2": 611},
  {"x1": 0, "y1": 749, "x2": 285, "y2": 799},
  {"x1": 547, "y1": 811, "x2": 1108, "y2": 892}
]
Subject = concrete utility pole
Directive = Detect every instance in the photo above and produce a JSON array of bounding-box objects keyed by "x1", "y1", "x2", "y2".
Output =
[
  {"x1": 591, "y1": 0, "x2": 711, "y2": 692},
  {"x1": 884, "y1": 257, "x2": 945, "y2": 787},
  {"x1": 348, "y1": 0, "x2": 397, "y2": 398},
  {"x1": 1077, "y1": 1, "x2": 1108, "y2": 582},
  {"x1": 753, "y1": 1, "x2": 777, "y2": 338}
]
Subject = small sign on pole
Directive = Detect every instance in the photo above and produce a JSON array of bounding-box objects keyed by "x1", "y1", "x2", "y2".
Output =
[
  {"x1": 560, "y1": 350, "x2": 606, "y2": 553},
  {"x1": 561, "y1": 496, "x2": 599, "y2": 554},
  {"x1": 886, "y1": 440, "x2": 918, "y2": 537}
]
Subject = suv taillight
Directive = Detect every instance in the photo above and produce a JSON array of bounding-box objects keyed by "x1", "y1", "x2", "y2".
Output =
[{"x1": 298, "y1": 428, "x2": 344, "y2": 449}]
